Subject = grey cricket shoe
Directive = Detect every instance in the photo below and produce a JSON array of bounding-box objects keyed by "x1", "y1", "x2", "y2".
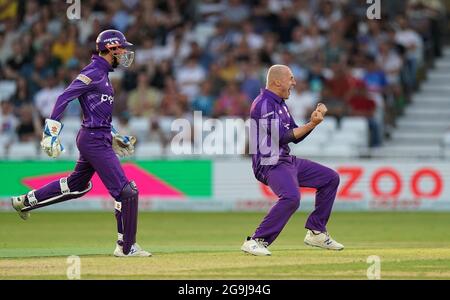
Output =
[
  {"x1": 241, "y1": 237, "x2": 271, "y2": 256},
  {"x1": 11, "y1": 195, "x2": 30, "y2": 220},
  {"x1": 304, "y1": 230, "x2": 344, "y2": 250},
  {"x1": 114, "y1": 242, "x2": 152, "y2": 257}
]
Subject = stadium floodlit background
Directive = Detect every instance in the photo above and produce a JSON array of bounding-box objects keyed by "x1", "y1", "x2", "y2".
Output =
[{"x1": 1, "y1": 0, "x2": 450, "y2": 280}]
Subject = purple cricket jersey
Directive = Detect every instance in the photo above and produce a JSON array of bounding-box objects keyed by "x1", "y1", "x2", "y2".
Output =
[
  {"x1": 50, "y1": 54, "x2": 115, "y2": 129},
  {"x1": 250, "y1": 89, "x2": 313, "y2": 183}
]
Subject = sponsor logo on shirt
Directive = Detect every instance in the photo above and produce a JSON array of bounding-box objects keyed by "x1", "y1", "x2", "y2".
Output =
[{"x1": 100, "y1": 94, "x2": 114, "y2": 104}]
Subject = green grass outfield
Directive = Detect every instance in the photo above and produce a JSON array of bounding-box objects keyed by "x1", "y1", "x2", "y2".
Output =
[{"x1": 1, "y1": 211, "x2": 450, "y2": 279}]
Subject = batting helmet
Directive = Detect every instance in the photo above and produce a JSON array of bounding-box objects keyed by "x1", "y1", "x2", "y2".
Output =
[{"x1": 96, "y1": 29, "x2": 133, "y2": 52}]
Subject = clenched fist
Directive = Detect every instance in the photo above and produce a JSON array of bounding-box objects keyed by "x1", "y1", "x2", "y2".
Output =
[
  {"x1": 310, "y1": 110, "x2": 324, "y2": 126},
  {"x1": 316, "y1": 103, "x2": 328, "y2": 116}
]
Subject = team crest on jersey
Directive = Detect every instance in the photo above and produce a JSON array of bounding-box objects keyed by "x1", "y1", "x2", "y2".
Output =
[{"x1": 76, "y1": 74, "x2": 92, "y2": 85}]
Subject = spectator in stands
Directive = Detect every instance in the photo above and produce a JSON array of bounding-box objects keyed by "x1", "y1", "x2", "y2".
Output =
[
  {"x1": 322, "y1": 62, "x2": 355, "y2": 120},
  {"x1": 233, "y1": 20, "x2": 264, "y2": 51},
  {"x1": 287, "y1": 79, "x2": 318, "y2": 122},
  {"x1": 5, "y1": 39, "x2": 32, "y2": 77},
  {"x1": 347, "y1": 80, "x2": 381, "y2": 146},
  {"x1": 258, "y1": 32, "x2": 277, "y2": 65},
  {"x1": 34, "y1": 74, "x2": 64, "y2": 120},
  {"x1": 128, "y1": 71, "x2": 162, "y2": 118},
  {"x1": 213, "y1": 80, "x2": 249, "y2": 118},
  {"x1": 20, "y1": 52, "x2": 54, "y2": 97},
  {"x1": 239, "y1": 61, "x2": 263, "y2": 102},
  {"x1": 207, "y1": 62, "x2": 227, "y2": 98},
  {"x1": 0, "y1": 0, "x2": 18, "y2": 21},
  {"x1": 175, "y1": 55, "x2": 206, "y2": 102},
  {"x1": 273, "y1": 7, "x2": 300, "y2": 44},
  {"x1": 363, "y1": 54, "x2": 388, "y2": 112},
  {"x1": 51, "y1": 31, "x2": 76, "y2": 65},
  {"x1": 0, "y1": 0, "x2": 441, "y2": 154},
  {"x1": 150, "y1": 59, "x2": 174, "y2": 90},
  {"x1": 135, "y1": 38, "x2": 157, "y2": 67},
  {"x1": 376, "y1": 42, "x2": 403, "y2": 85},
  {"x1": 307, "y1": 61, "x2": 326, "y2": 94},
  {"x1": 0, "y1": 100, "x2": 18, "y2": 145},
  {"x1": 0, "y1": 18, "x2": 19, "y2": 64},
  {"x1": 218, "y1": 52, "x2": 240, "y2": 83},
  {"x1": 315, "y1": 0, "x2": 342, "y2": 32},
  {"x1": 159, "y1": 77, "x2": 189, "y2": 118},
  {"x1": 192, "y1": 80, "x2": 216, "y2": 117},
  {"x1": 223, "y1": 0, "x2": 250, "y2": 25},
  {"x1": 205, "y1": 20, "x2": 234, "y2": 61},
  {"x1": 324, "y1": 31, "x2": 346, "y2": 67},
  {"x1": 31, "y1": 19, "x2": 53, "y2": 53},
  {"x1": 251, "y1": 0, "x2": 273, "y2": 33},
  {"x1": 293, "y1": 0, "x2": 313, "y2": 28},
  {"x1": 376, "y1": 42, "x2": 405, "y2": 123},
  {"x1": 15, "y1": 104, "x2": 40, "y2": 143},
  {"x1": 302, "y1": 24, "x2": 326, "y2": 63},
  {"x1": 287, "y1": 26, "x2": 307, "y2": 59},
  {"x1": 11, "y1": 77, "x2": 32, "y2": 109},
  {"x1": 395, "y1": 15, "x2": 424, "y2": 90}
]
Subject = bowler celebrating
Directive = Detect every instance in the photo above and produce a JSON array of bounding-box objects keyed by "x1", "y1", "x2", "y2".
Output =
[
  {"x1": 11, "y1": 30, "x2": 151, "y2": 257},
  {"x1": 242, "y1": 64, "x2": 343, "y2": 256}
]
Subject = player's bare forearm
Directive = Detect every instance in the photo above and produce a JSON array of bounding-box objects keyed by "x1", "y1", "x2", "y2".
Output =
[
  {"x1": 292, "y1": 122, "x2": 316, "y2": 140},
  {"x1": 291, "y1": 102, "x2": 327, "y2": 140}
]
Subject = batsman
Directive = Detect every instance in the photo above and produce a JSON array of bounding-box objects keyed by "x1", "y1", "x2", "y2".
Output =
[
  {"x1": 11, "y1": 30, "x2": 151, "y2": 257},
  {"x1": 242, "y1": 64, "x2": 344, "y2": 256}
]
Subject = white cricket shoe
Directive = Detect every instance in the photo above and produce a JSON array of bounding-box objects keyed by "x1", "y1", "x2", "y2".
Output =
[
  {"x1": 304, "y1": 230, "x2": 344, "y2": 250},
  {"x1": 241, "y1": 237, "x2": 271, "y2": 256},
  {"x1": 11, "y1": 195, "x2": 30, "y2": 220},
  {"x1": 114, "y1": 242, "x2": 152, "y2": 257}
]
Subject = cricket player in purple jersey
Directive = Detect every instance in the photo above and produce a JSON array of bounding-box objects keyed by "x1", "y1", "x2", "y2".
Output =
[
  {"x1": 11, "y1": 30, "x2": 151, "y2": 257},
  {"x1": 241, "y1": 65, "x2": 344, "y2": 256}
]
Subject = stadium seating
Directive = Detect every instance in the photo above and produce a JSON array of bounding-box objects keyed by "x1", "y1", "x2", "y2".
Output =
[
  {"x1": 134, "y1": 141, "x2": 164, "y2": 158},
  {"x1": 330, "y1": 131, "x2": 367, "y2": 147},
  {"x1": 167, "y1": 142, "x2": 192, "y2": 157},
  {"x1": 321, "y1": 144, "x2": 360, "y2": 158},
  {"x1": 129, "y1": 117, "x2": 150, "y2": 141},
  {"x1": 374, "y1": 47, "x2": 450, "y2": 159},
  {"x1": 8, "y1": 142, "x2": 38, "y2": 159},
  {"x1": 290, "y1": 144, "x2": 323, "y2": 157},
  {"x1": 340, "y1": 117, "x2": 369, "y2": 137}
]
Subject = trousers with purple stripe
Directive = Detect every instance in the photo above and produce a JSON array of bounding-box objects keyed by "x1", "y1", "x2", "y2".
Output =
[
  {"x1": 32, "y1": 128, "x2": 138, "y2": 254},
  {"x1": 253, "y1": 156, "x2": 340, "y2": 245}
]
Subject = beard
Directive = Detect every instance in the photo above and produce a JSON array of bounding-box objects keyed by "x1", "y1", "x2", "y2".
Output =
[{"x1": 112, "y1": 56, "x2": 119, "y2": 68}]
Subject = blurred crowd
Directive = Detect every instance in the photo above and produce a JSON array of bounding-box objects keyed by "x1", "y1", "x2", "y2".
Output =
[{"x1": 0, "y1": 0, "x2": 448, "y2": 151}]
